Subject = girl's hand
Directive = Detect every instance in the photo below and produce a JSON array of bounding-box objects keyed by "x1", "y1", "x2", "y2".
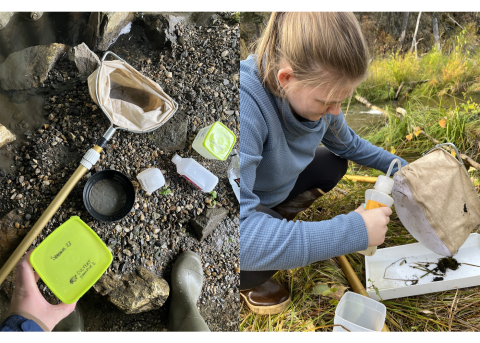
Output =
[
  {"x1": 8, "y1": 250, "x2": 76, "y2": 331},
  {"x1": 354, "y1": 205, "x2": 392, "y2": 246}
]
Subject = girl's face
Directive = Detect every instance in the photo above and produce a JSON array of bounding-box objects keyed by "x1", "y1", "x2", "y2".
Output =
[{"x1": 278, "y1": 67, "x2": 359, "y2": 121}]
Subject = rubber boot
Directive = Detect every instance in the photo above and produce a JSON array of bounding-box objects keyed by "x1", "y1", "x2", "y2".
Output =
[
  {"x1": 272, "y1": 188, "x2": 325, "y2": 221},
  {"x1": 168, "y1": 251, "x2": 210, "y2": 332},
  {"x1": 52, "y1": 303, "x2": 84, "y2": 332}
]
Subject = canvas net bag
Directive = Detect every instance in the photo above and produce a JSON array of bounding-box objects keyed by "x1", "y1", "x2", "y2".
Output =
[
  {"x1": 87, "y1": 59, "x2": 176, "y2": 132},
  {"x1": 392, "y1": 144, "x2": 480, "y2": 256}
]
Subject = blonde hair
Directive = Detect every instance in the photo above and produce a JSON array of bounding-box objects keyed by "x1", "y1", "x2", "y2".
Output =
[{"x1": 255, "y1": 12, "x2": 370, "y2": 100}]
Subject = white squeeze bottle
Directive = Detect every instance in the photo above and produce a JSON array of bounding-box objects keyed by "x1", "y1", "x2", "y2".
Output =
[
  {"x1": 228, "y1": 149, "x2": 240, "y2": 202},
  {"x1": 357, "y1": 159, "x2": 402, "y2": 256},
  {"x1": 137, "y1": 168, "x2": 165, "y2": 194},
  {"x1": 171, "y1": 154, "x2": 218, "y2": 193}
]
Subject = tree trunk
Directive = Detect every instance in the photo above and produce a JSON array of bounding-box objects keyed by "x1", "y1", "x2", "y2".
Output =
[
  {"x1": 410, "y1": 12, "x2": 422, "y2": 53},
  {"x1": 398, "y1": 12, "x2": 410, "y2": 51},
  {"x1": 387, "y1": 12, "x2": 392, "y2": 34},
  {"x1": 432, "y1": 13, "x2": 441, "y2": 51}
]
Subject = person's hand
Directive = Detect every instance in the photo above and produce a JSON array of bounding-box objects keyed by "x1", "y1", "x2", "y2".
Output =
[
  {"x1": 8, "y1": 250, "x2": 76, "y2": 331},
  {"x1": 354, "y1": 205, "x2": 392, "y2": 247}
]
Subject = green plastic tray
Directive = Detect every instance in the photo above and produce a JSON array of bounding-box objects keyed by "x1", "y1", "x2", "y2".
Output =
[{"x1": 30, "y1": 216, "x2": 112, "y2": 304}]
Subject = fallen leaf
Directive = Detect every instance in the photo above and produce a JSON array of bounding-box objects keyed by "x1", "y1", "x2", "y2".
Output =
[
  {"x1": 329, "y1": 299, "x2": 339, "y2": 305},
  {"x1": 305, "y1": 321, "x2": 315, "y2": 331},
  {"x1": 328, "y1": 285, "x2": 348, "y2": 300},
  {"x1": 311, "y1": 283, "x2": 330, "y2": 295},
  {"x1": 406, "y1": 133, "x2": 413, "y2": 141},
  {"x1": 451, "y1": 150, "x2": 456, "y2": 158},
  {"x1": 390, "y1": 146, "x2": 396, "y2": 154},
  {"x1": 439, "y1": 118, "x2": 447, "y2": 128},
  {"x1": 414, "y1": 129, "x2": 422, "y2": 137}
]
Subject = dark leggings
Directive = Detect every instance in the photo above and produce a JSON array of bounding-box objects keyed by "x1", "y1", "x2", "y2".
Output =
[{"x1": 240, "y1": 146, "x2": 348, "y2": 290}]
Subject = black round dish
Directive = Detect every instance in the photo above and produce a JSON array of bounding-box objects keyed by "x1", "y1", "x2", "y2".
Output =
[{"x1": 83, "y1": 169, "x2": 135, "y2": 223}]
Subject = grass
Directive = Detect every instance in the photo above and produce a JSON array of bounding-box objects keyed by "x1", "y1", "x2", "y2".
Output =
[
  {"x1": 357, "y1": 28, "x2": 480, "y2": 104},
  {"x1": 240, "y1": 163, "x2": 480, "y2": 332},
  {"x1": 358, "y1": 94, "x2": 480, "y2": 161}
]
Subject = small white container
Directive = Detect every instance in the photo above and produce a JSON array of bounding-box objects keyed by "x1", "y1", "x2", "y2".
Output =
[
  {"x1": 136, "y1": 168, "x2": 165, "y2": 194},
  {"x1": 333, "y1": 292, "x2": 386, "y2": 332},
  {"x1": 171, "y1": 154, "x2": 218, "y2": 193},
  {"x1": 366, "y1": 233, "x2": 480, "y2": 301}
]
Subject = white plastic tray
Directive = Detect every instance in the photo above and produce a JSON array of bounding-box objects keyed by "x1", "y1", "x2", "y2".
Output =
[{"x1": 365, "y1": 233, "x2": 480, "y2": 300}]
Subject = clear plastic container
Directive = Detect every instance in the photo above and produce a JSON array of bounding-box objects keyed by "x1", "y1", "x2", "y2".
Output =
[
  {"x1": 228, "y1": 149, "x2": 240, "y2": 202},
  {"x1": 333, "y1": 292, "x2": 386, "y2": 332},
  {"x1": 171, "y1": 154, "x2": 218, "y2": 192},
  {"x1": 358, "y1": 159, "x2": 401, "y2": 256},
  {"x1": 192, "y1": 122, "x2": 236, "y2": 161},
  {"x1": 136, "y1": 168, "x2": 165, "y2": 194}
]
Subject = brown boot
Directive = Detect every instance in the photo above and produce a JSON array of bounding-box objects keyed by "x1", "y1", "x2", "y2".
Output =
[
  {"x1": 272, "y1": 188, "x2": 325, "y2": 221},
  {"x1": 240, "y1": 279, "x2": 291, "y2": 315}
]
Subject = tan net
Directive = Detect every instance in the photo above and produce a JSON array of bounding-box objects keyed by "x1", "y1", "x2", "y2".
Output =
[
  {"x1": 87, "y1": 60, "x2": 176, "y2": 132},
  {"x1": 392, "y1": 147, "x2": 480, "y2": 256}
]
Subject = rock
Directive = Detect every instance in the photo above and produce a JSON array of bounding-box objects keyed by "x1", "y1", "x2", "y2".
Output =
[
  {"x1": 0, "y1": 209, "x2": 24, "y2": 299},
  {"x1": 193, "y1": 13, "x2": 219, "y2": 27},
  {"x1": 150, "y1": 110, "x2": 188, "y2": 151},
  {"x1": 189, "y1": 207, "x2": 228, "y2": 241},
  {"x1": 67, "y1": 42, "x2": 101, "y2": 76},
  {"x1": 0, "y1": 12, "x2": 14, "y2": 31},
  {"x1": 140, "y1": 13, "x2": 185, "y2": 49},
  {"x1": 93, "y1": 266, "x2": 169, "y2": 314},
  {"x1": 0, "y1": 124, "x2": 16, "y2": 149},
  {"x1": 0, "y1": 43, "x2": 68, "y2": 91},
  {"x1": 84, "y1": 12, "x2": 134, "y2": 51}
]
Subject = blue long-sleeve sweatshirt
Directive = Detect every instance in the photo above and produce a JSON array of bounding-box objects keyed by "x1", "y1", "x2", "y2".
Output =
[{"x1": 240, "y1": 55, "x2": 408, "y2": 271}]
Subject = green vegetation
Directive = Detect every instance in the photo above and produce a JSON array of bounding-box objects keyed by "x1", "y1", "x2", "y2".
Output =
[
  {"x1": 359, "y1": 96, "x2": 480, "y2": 160},
  {"x1": 208, "y1": 190, "x2": 218, "y2": 207},
  {"x1": 358, "y1": 26, "x2": 480, "y2": 103},
  {"x1": 157, "y1": 186, "x2": 171, "y2": 196}
]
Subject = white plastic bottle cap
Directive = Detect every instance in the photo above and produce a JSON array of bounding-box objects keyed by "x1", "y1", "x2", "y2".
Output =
[
  {"x1": 171, "y1": 154, "x2": 181, "y2": 164},
  {"x1": 374, "y1": 175, "x2": 395, "y2": 194}
]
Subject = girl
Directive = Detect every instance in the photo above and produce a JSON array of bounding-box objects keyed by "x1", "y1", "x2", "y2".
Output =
[{"x1": 240, "y1": 12, "x2": 407, "y2": 315}]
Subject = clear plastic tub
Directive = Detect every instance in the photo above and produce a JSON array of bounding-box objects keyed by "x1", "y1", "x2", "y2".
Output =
[{"x1": 333, "y1": 292, "x2": 386, "y2": 332}]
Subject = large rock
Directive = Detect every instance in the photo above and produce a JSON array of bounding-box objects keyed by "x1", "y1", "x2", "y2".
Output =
[
  {"x1": 93, "y1": 266, "x2": 169, "y2": 314},
  {"x1": 190, "y1": 207, "x2": 229, "y2": 241},
  {"x1": 84, "y1": 12, "x2": 135, "y2": 51},
  {"x1": 0, "y1": 124, "x2": 16, "y2": 150},
  {"x1": 0, "y1": 43, "x2": 68, "y2": 91},
  {"x1": 150, "y1": 110, "x2": 188, "y2": 151},
  {"x1": 67, "y1": 43, "x2": 100, "y2": 76},
  {"x1": 141, "y1": 13, "x2": 185, "y2": 49},
  {"x1": 0, "y1": 12, "x2": 14, "y2": 31},
  {"x1": 0, "y1": 209, "x2": 25, "y2": 299}
]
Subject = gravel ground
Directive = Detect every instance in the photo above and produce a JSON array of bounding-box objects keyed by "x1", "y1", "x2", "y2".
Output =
[{"x1": 0, "y1": 13, "x2": 240, "y2": 331}]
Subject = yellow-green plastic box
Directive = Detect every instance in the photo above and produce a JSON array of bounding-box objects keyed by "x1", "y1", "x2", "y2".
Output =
[
  {"x1": 30, "y1": 216, "x2": 112, "y2": 304},
  {"x1": 192, "y1": 121, "x2": 236, "y2": 161}
]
